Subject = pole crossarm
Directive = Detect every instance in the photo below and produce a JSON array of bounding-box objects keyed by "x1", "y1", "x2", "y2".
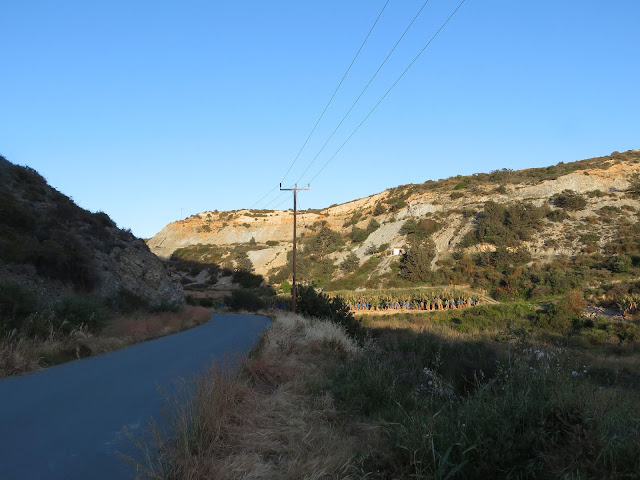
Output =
[{"x1": 279, "y1": 184, "x2": 310, "y2": 314}]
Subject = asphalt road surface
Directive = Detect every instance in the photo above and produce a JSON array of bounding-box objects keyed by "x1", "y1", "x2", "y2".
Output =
[{"x1": 0, "y1": 313, "x2": 271, "y2": 480}]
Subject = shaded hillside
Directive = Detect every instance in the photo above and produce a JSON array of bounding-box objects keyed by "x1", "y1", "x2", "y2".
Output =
[
  {"x1": 148, "y1": 150, "x2": 640, "y2": 298},
  {"x1": 0, "y1": 155, "x2": 183, "y2": 325}
]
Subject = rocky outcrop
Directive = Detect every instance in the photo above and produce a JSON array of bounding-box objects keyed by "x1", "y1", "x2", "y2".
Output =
[
  {"x1": 0, "y1": 156, "x2": 183, "y2": 308},
  {"x1": 147, "y1": 150, "x2": 640, "y2": 278}
]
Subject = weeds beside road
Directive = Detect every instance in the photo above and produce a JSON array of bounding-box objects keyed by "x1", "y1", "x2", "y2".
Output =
[
  {"x1": 140, "y1": 301, "x2": 640, "y2": 479},
  {"x1": 0, "y1": 306, "x2": 213, "y2": 378},
  {"x1": 135, "y1": 312, "x2": 367, "y2": 479}
]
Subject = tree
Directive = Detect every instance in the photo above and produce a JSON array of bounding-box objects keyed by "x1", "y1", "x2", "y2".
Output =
[
  {"x1": 304, "y1": 227, "x2": 343, "y2": 260},
  {"x1": 400, "y1": 218, "x2": 441, "y2": 246},
  {"x1": 341, "y1": 252, "x2": 360, "y2": 273},
  {"x1": 234, "y1": 251, "x2": 253, "y2": 272},
  {"x1": 400, "y1": 239, "x2": 436, "y2": 282}
]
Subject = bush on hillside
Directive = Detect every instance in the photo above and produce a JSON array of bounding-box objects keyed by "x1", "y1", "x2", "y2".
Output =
[
  {"x1": 471, "y1": 201, "x2": 545, "y2": 247},
  {"x1": 366, "y1": 219, "x2": 380, "y2": 234},
  {"x1": 551, "y1": 190, "x2": 587, "y2": 210},
  {"x1": 373, "y1": 202, "x2": 387, "y2": 216},
  {"x1": 349, "y1": 227, "x2": 368, "y2": 244},
  {"x1": 340, "y1": 252, "x2": 360, "y2": 273}
]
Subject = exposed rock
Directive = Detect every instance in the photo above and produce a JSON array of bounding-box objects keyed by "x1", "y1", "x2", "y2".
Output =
[
  {"x1": 147, "y1": 150, "x2": 640, "y2": 279},
  {"x1": 0, "y1": 156, "x2": 183, "y2": 309}
]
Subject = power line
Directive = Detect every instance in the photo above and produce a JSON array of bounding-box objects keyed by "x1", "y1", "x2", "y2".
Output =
[
  {"x1": 250, "y1": 184, "x2": 279, "y2": 209},
  {"x1": 263, "y1": 190, "x2": 289, "y2": 209},
  {"x1": 272, "y1": 193, "x2": 292, "y2": 210},
  {"x1": 250, "y1": 0, "x2": 390, "y2": 210},
  {"x1": 294, "y1": 0, "x2": 432, "y2": 185},
  {"x1": 280, "y1": 0, "x2": 391, "y2": 186},
  {"x1": 305, "y1": 0, "x2": 467, "y2": 187}
]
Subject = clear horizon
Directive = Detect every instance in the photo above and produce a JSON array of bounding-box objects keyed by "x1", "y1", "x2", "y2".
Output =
[{"x1": 2, "y1": 1, "x2": 639, "y2": 238}]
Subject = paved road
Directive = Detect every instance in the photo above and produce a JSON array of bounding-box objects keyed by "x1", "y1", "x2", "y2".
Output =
[{"x1": 0, "y1": 313, "x2": 271, "y2": 480}]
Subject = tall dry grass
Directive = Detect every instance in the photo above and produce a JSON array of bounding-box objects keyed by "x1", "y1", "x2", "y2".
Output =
[
  {"x1": 136, "y1": 312, "x2": 376, "y2": 480},
  {"x1": 0, "y1": 306, "x2": 213, "y2": 378}
]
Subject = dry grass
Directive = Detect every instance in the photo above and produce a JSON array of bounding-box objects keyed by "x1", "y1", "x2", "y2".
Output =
[
  {"x1": 102, "y1": 306, "x2": 212, "y2": 341},
  {"x1": 0, "y1": 333, "x2": 42, "y2": 377},
  {"x1": 0, "y1": 306, "x2": 213, "y2": 378},
  {"x1": 136, "y1": 312, "x2": 377, "y2": 480}
]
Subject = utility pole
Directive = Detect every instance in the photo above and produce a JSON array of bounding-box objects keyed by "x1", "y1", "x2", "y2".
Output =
[{"x1": 280, "y1": 183, "x2": 309, "y2": 313}]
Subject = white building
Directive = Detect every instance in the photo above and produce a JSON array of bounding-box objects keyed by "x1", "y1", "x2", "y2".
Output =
[{"x1": 390, "y1": 246, "x2": 406, "y2": 256}]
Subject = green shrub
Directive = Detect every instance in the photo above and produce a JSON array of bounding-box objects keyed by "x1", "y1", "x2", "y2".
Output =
[
  {"x1": 326, "y1": 324, "x2": 640, "y2": 478},
  {"x1": 609, "y1": 255, "x2": 632, "y2": 273},
  {"x1": 109, "y1": 288, "x2": 150, "y2": 313},
  {"x1": 296, "y1": 285, "x2": 361, "y2": 338},
  {"x1": 400, "y1": 240, "x2": 436, "y2": 282},
  {"x1": 627, "y1": 174, "x2": 640, "y2": 196},
  {"x1": 580, "y1": 233, "x2": 600, "y2": 244},
  {"x1": 52, "y1": 295, "x2": 110, "y2": 334},
  {"x1": 225, "y1": 290, "x2": 264, "y2": 312},
  {"x1": 340, "y1": 252, "x2": 360, "y2": 273},
  {"x1": 366, "y1": 218, "x2": 380, "y2": 234},
  {"x1": 473, "y1": 201, "x2": 545, "y2": 246},
  {"x1": 349, "y1": 227, "x2": 368, "y2": 244},
  {"x1": 551, "y1": 190, "x2": 587, "y2": 210},
  {"x1": 232, "y1": 270, "x2": 264, "y2": 288},
  {"x1": 0, "y1": 281, "x2": 37, "y2": 333},
  {"x1": 546, "y1": 208, "x2": 569, "y2": 222},
  {"x1": 374, "y1": 202, "x2": 387, "y2": 215}
]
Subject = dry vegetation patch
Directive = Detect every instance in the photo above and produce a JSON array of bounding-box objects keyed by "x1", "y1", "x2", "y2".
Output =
[
  {"x1": 0, "y1": 306, "x2": 212, "y2": 378},
  {"x1": 135, "y1": 313, "x2": 376, "y2": 480}
]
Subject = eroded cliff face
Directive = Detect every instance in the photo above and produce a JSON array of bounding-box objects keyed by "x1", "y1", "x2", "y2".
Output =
[
  {"x1": 0, "y1": 157, "x2": 184, "y2": 308},
  {"x1": 148, "y1": 150, "x2": 640, "y2": 278}
]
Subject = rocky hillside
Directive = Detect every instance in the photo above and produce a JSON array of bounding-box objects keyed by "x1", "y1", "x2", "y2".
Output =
[
  {"x1": 149, "y1": 150, "x2": 640, "y2": 282},
  {"x1": 0, "y1": 156, "x2": 184, "y2": 311}
]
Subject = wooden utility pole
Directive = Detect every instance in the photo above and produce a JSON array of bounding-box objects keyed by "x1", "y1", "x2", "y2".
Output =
[{"x1": 280, "y1": 183, "x2": 309, "y2": 313}]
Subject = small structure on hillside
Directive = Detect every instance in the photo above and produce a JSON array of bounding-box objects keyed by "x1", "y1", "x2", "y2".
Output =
[{"x1": 390, "y1": 246, "x2": 406, "y2": 256}]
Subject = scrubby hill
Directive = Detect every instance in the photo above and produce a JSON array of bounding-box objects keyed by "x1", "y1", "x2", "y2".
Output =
[
  {"x1": 0, "y1": 155, "x2": 184, "y2": 332},
  {"x1": 149, "y1": 150, "x2": 640, "y2": 300}
]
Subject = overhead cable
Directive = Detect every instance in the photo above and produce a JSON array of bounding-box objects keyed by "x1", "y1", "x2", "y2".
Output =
[
  {"x1": 280, "y1": 0, "x2": 391, "y2": 186},
  {"x1": 306, "y1": 0, "x2": 467, "y2": 186},
  {"x1": 294, "y1": 0, "x2": 432, "y2": 185},
  {"x1": 251, "y1": 0, "x2": 390, "y2": 210}
]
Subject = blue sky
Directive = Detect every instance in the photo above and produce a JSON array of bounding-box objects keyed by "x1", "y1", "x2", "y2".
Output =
[{"x1": 2, "y1": 0, "x2": 638, "y2": 238}]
